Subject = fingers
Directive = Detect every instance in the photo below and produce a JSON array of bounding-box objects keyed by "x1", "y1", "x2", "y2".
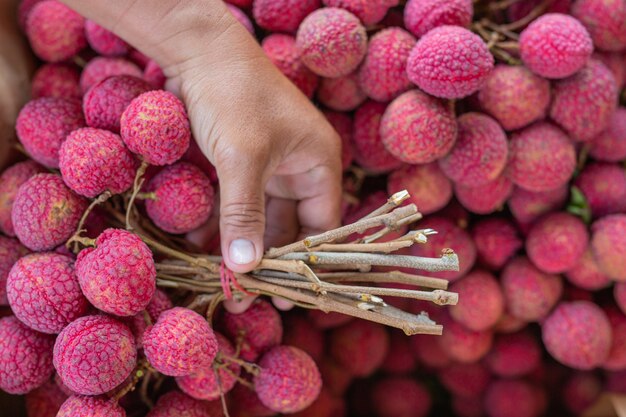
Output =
[{"x1": 264, "y1": 197, "x2": 298, "y2": 250}]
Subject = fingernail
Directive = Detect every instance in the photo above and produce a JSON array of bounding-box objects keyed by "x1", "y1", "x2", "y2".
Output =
[{"x1": 229, "y1": 239, "x2": 256, "y2": 265}]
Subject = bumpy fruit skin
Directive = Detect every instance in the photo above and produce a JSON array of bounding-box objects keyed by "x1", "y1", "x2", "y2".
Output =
[
  {"x1": 506, "y1": 122, "x2": 576, "y2": 192},
  {"x1": 144, "y1": 307, "x2": 218, "y2": 376},
  {"x1": 501, "y1": 257, "x2": 563, "y2": 321},
  {"x1": 146, "y1": 162, "x2": 215, "y2": 234},
  {"x1": 551, "y1": 59, "x2": 618, "y2": 141},
  {"x1": 485, "y1": 379, "x2": 539, "y2": 417},
  {"x1": 575, "y1": 163, "x2": 626, "y2": 218},
  {"x1": 330, "y1": 320, "x2": 389, "y2": 377},
  {"x1": 404, "y1": 0, "x2": 473, "y2": 37},
  {"x1": 220, "y1": 298, "x2": 283, "y2": 362},
  {"x1": 358, "y1": 28, "x2": 416, "y2": 102},
  {"x1": 571, "y1": 0, "x2": 626, "y2": 51},
  {"x1": 318, "y1": 73, "x2": 365, "y2": 111},
  {"x1": 0, "y1": 238, "x2": 29, "y2": 305},
  {"x1": 7, "y1": 253, "x2": 88, "y2": 334},
  {"x1": 255, "y1": 346, "x2": 322, "y2": 413},
  {"x1": 507, "y1": 185, "x2": 569, "y2": 225},
  {"x1": 542, "y1": 301, "x2": 612, "y2": 370},
  {"x1": 519, "y1": 13, "x2": 593, "y2": 79},
  {"x1": 296, "y1": 8, "x2": 367, "y2": 78},
  {"x1": 352, "y1": 101, "x2": 402, "y2": 173},
  {"x1": 230, "y1": 382, "x2": 276, "y2": 417},
  {"x1": 56, "y1": 395, "x2": 126, "y2": 417},
  {"x1": 387, "y1": 163, "x2": 452, "y2": 215},
  {"x1": 25, "y1": 380, "x2": 68, "y2": 417},
  {"x1": 407, "y1": 26, "x2": 494, "y2": 99},
  {"x1": 591, "y1": 214, "x2": 626, "y2": 281},
  {"x1": 12, "y1": 174, "x2": 87, "y2": 252},
  {"x1": 76, "y1": 229, "x2": 156, "y2": 316},
  {"x1": 604, "y1": 306, "x2": 626, "y2": 371},
  {"x1": 0, "y1": 316, "x2": 55, "y2": 394},
  {"x1": 507, "y1": 0, "x2": 572, "y2": 22},
  {"x1": 323, "y1": 111, "x2": 353, "y2": 170},
  {"x1": 477, "y1": 65, "x2": 551, "y2": 131},
  {"x1": 455, "y1": 175, "x2": 513, "y2": 215},
  {"x1": 31, "y1": 64, "x2": 81, "y2": 100},
  {"x1": 18, "y1": 0, "x2": 45, "y2": 29},
  {"x1": 0, "y1": 160, "x2": 45, "y2": 236},
  {"x1": 438, "y1": 362, "x2": 490, "y2": 398},
  {"x1": 85, "y1": 20, "x2": 129, "y2": 56},
  {"x1": 262, "y1": 34, "x2": 319, "y2": 99},
  {"x1": 121, "y1": 90, "x2": 191, "y2": 165},
  {"x1": 565, "y1": 248, "x2": 611, "y2": 290},
  {"x1": 253, "y1": 0, "x2": 319, "y2": 32},
  {"x1": 372, "y1": 377, "x2": 431, "y2": 417},
  {"x1": 440, "y1": 113, "x2": 507, "y2": 186},
  {"x1": 380, "y1": 90, "x2": 457, "y2": 164},
  {"x1": 127, "y1": 288, "x2": 173, "y2": 348},
  {"x1": 472, "y1": 218, "x2": 522, "y2": 270},
  {"x1": 15, "y1": 97, "x2": 85, "y2": 168},
  {"x1": 79, "y1": 57, "x2": 143, "y2": 93},
  {"x1": 176, "y1": 333, "x2": 240, "y2": 400},
  {"x1": 485, "y1": 331, "x2": 541, "y2": 377},
  {"x1": 323, "y1": 0, "x2": 398, "y2": 25},
  {"x1": 590, "y1": 108, "x2": 626, "y2": 162},
  {"x1": 83, "y1": 75, "x2": 153, "y2": 133},
  {"x1": 59, "y1": 128, "x2": 138, "y2": 198},
  {"x1": 594, "y1": 51, "x2": 626, "y2": 89},
  {"x1": 53, "y1": 315, "x2": 136, "y2": 395},
  {"x1": 525, "y1": 212, "x2": 589, "y2": 274},
  {"x1": 146, "y1": 391, "x2": 211, "y2": 417},
  {"x1": 143, "y1": 60, "x2": 167, "y2": 89},
  {"x1": 450, "y1": 270, "x2": 504, "y2": 331},
  {"x1": 438, "y1": 314, "x2": 493, "y2": 363},
  {"x1": 25, "y1": 1, "x2": 86, "y2": 63}
]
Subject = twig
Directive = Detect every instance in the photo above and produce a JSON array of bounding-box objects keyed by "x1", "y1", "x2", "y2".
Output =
[
  {"x1": 66, "y1": 191, "x2": 112, "y2": 249},
  {"x1": 501, "y1": 0, "x2": 555, "y2": 31},
  {"x1": 126, "y1": 161, "x2": 149, "y2": 230}
]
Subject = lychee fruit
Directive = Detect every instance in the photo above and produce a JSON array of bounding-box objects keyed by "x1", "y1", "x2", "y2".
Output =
[
  {"x1": 372, "y1": 377, "x2": 432, "y2": 417},
  {"x1": 126, "y1": 288, "x2": 173, "y2": 349},
  {"x1": 323, "y1": 111, "x2": 354, "y2": 170},
  {"x1": 146, "y1": 390, "x2": 211, "y2": 417},
  {"x1": 615, "y1": 282, "x2": 626, "y2": 315},
  {"x1": 589, "y1": 107, "x2": 626, "y2": 162},
  {"x1": 253, "y1": 0, "x2": 320, "y2": 33},
  {"x1": 591, "y1": 214, "x2": 626, "y2": 281},
  {"x1": 449, "y1": 270, "x2": 504, "y2": 331},
  {"x1": 31, "y1": 64, "x2": 81, "y2": 100},
  {"x1": 282, "y1": 314, "x2": 325, "y2": 363},
  {"x1": 603, "y1": 305, "x2": 626, "y2": 371},
  {"x1": 507, "y1": 184, "x2": 569, "y2": 225},
  {"x1": 574, "y1": 162, "x2": 626, "y2": 218},
  {"x1": 226, "y1": 4, "x2": 255, "y2": 34},
  {"x1": 485, "y1": 379, "x2": 540, "y2": 417},
  {"x1": 562, "y1": 372, "x2": 603, "y2": 415},
  {"x1": 25, "y1": 379, "x2": 68, "y2": 417},
  {"x1": 0, "y1": 237, "x2": 29, "y2": 306},
  {"x1": 0, "y1": 160, "x2": 45, "y2": 236},
  {"x1": 318, "y1": 72, "x2": 365, "y2": 111},
  {"x1": 387, "y1": 163, "x2": 452, "y2": 215},
  {"x1": 143, "y1": 60, "x2": 167, "y2": 89},
  {"x1": 571, "y1": 0, "x2": 626, "y2": 51},
  {"x1": 485, "y1": 330, "x2": 542, "y2": 377},
  {"x1": 85, "y1": 20, "x2": 129, "y2": 56},
  {"x1": 565, "y1": 248, "x2": 612, "y2": 291},
  {"x1": 79, "y1": 57, "x2": 143, "y2": 94},
  {"x1": 438, "y1": 362, "x2": 491, "y2": 397},
  {"x1": 56, "y1": 395, "x2": 125, "y2": 417},
  {"x1": 404, "y1": 0, "x2": 473, "y2": 38},
  {"x1": 438, "y1": 314, "x2": 494, "y2": 363},
  {"x1": 330, "y1": 320, "x2": 389, "y2": 377},
  {"x1": 471, "y1": 218, "x2": 522, "y2": 271},
  {"x1": 323, "y1": 0, "x2": 399, "y2": 25},
  {"x1": 455, "y1": 174, "x2": 513, "y2": 215}
]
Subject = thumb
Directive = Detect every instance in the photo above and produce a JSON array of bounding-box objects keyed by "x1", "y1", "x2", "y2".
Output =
[{"x1": 217, "y1": 156, "x2": 267, "y2": 274}]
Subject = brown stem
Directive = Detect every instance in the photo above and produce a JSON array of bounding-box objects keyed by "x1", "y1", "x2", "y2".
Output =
[
  {"x1": 220, "y1": 354, "x2": 260, "y2": 376},
  {"x1": 66, "y1": 191, "x2": 112, "y2": 249},
  {"x1": 126, "y1": 161, "x2": 149, "y2": 230},
  {"x1": 501, "y1": 0, "x2": 555, "y2": 31}
]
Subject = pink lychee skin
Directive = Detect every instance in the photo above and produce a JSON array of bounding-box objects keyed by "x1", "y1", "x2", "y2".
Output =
[
  {"x1": 79, "y1": 57, "x2": 143, "y2": 94},
  {"x1": 230, "y1": 381, "x2": 276, "y2": 417},
  {"x1": 575, "y1": 163, "x2": 626, "y2": 218},
  {"x1": 477, "y1": 65, "x2": 551, "y2": 131},
  {"x1": 352, "y1": 100, "x2": 402, "y2": 173},
  {"x1": 176, "y1": 333, "x2": 240, "y2": 400},
  {"x1": 85, "y1": 20, "x2": 129, "y2": 56},
  {"x1": 562, "y1": 372, "x2": 603, "y2": 415},
  {"x1": 589, "y1": 107, "x2": 626, "y2": 162},
  {"x1": 220, "y1": 298, "x2": 283, "y2": 362},
  {"x1": 438, "y1": 362, "x2": 491, "y2": 398},
  {"x1": 507, "y1": 184, "x2": 569, "y2": 225},
  {"x1": 542, "y1": 301, "x2": 612, "y2": 370},
  {"x1": 11, "y1": 174, "x2": 87, "y2": 252},
  {"x1": 472, "y1": 218, "x2": 522, "y2": 270},
  {"x1": 410, "y1": 333, "x2": 452, "y2": 369},
  {"x1": 226, "y1": 4, "x2": 255, "y2": 34},
  {"x1": 144, "y1": 307, "x2": 218, "y2": 376},
  {"x1": 15, "y1": 97, "x2": 85, "y2": 169},
  {"x1": 380, "y1": 89, "x2": 457, "y2": 164},
  {"x1": 0, "y1": 237, "x2": 29, "y2": 306},
  {"x1": 7, "y1": 253, "x2": 88, "y2": 334},
  {"x1": 146, "y1": 162, "x2": 214, "y2": 234},
  {"x1": 410, "y1": 216, "x2": 477, "y2": 281},
  {"x1": 604, "y1": 306, "x2": 626, "y2": 371},
  {"x1": 282, "y1": 314, "x2": 325, "y2": 363},
  {"x1": 565, "y1": 248, "x2": 612, "y2": 291},
  {"x1": 381, "y1": 331, "x2": 417, "y2": 374},
  {"x1": 146, "y1": 391, "x2": 212, "y2": 417},
  {"x1": 296, "y1": 8, "x2": 367, "y2": 78},
  {"x1": 120, "y1": 90, "x2": 191, "y2": 166},
  {"x1": 387, "y1": 163, "x2": 452, "y2": 215},
  {"x1": 525, "y1": 212, "x2": 589, "y2": 274},
  {"x1": 571, "y1": 0, "x2": 626, "y2": 52},
  {"x1": 358, "y1": 28, "x2": 416, "y2": 102},
  {"x1": 83, "y1": 75, "x2": 153, "y2": 133},
  {"x1": 143, "y1": 60, "x2": 166, "y2": 89},
  {"x1": 318, "y1": 73, "x2": 365, "y2": 111},
  {"x1": 323, "y1": 0, "x2": 399, "y2": 25},
  {"x1": 506, "y1": 122, "x2": 576, "y2": 192},
  {"x1": 404, "y1": 0, "x2": 473, "y2": 38},
  {"x1": 550, "y1": 60, "x2": 618, "y2": 142},
  {"x1": 440, "y1": 113, "x2": 507, "y2": 186},
  {"x1": 407, "y1": 26, "x2": 494, "y2": 99},
  {"x1": 0, "y1": 160, "x2": 45, "y2": 236},
  {"x1": 507, "y1": 0, "x2": 572, "y2": 22},
  {"x1": 76, "y1": 229, "x2": 155, "y2": 316},
  {"x1": 291, "y1": 387, "x2": 345, "y2": 417},
  {"x1": 319, "y1": 358, "x2": 353, "y2": 396},
  {"x1": 53, "y1": 315, "x2": 136, "y2": 395},
  {"x1": 323, "y1": 111, "x2": 354, "y2": 170},
  {"x1": 455, "y1": 175, "x2": 513, "y2": 214},
  {"x1": 438, "y1": 314, "x2": 494, "y2": 363},
  {"x1": 255, "y1": 346, "x2": 322, "y2": 414},
  {"x1": 57, "y1": 395, "x2": 125, "y2": 417},
  {"x1": 25, "y1": 379, "x2": 68, "y2": 417},
  {"x1": 127, "y1": 288, "x2": 173, "y2": 348},
  {"x1": 519, "y1": 13, "x2": 593, "y2": 79},
  {"x1": 262, "y1": 34, "x2": 319, "y2": 99},
  {"x1": 330, "y1": 320, "x2": 389, "y2": 377},
  {"x1": 17, "y1": 0, "x2": 45, "y2": 29},
  {"x1": 308, "y1": 309, "x2": 353, "y2": 330},
  {"x1": 59, "y1": 128, "x2": 138, "y2": 198},
  {"x1": 25, "y1": 0, "x2": 86, "y2": 63},
  {"x1": 616, "y1": 283, "x2": 626, "y2": 315},
  {"x1": 485, "y1": 330, "x2": 542, "y2": 377},
  {"x1": 591, "y1": 214, "x2": 626, "y2": 282},
  {"x1": 501, "y1": 257, "x2": 563, "y2": 322},
  {"x1": 0, "y1": 316, "x2": 55, "y2": 395},
  {"x1": 485, "y1": 379, "x2": 540, "y2": 417},
  {"x1": 253, "y1": 0, "x2": 319, "y2": 32},
  {"x1": 450, "y1": 270, "x2": 504, "y2": 331},
  {"x1": 372, "y1": 377, "x2": 432, "y2": 417},
  {"x1": 452, "y1": 395, "x2": 484, "y2": 417},
  {"x1": 594, "y1": 51, "x2": 625, "y2": 89},
  {"x1": 31, "y1": 64, "x2": 81, "y2": 100}
]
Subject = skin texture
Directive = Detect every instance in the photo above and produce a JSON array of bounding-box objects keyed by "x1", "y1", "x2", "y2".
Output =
[
  {"x1": 591, "y1": 214, "x2": 626, "y2": 281},
  {"x1": 127, "y1": 288, "x2": 173, "y2": 348},
  {"x1": 25, "y1": 380, "x2": 68, "y2": 417},
  {"x1": 565, "y1": 248, "x2": 612, "y2": 290},
  {"x1": 455, "y1": 175, "x2": 513, "y2": 215},
  {"x1": 146, "y1": 391, "x2": 211, "y2": 417},
  {"x1": 85, "y1": 20, "x2": 128, "y2": 56},
  {"x1": 0, "y1": 236, "x2": 28, "y2": 305},
  {"x1": 438, "y1": 314, "x2": 493, "y2": 363},
  {"x1": 253, "y1": 0, "x2": 320, "y2": 32},
  {"x1": 449, "y1": 270, "x2": 504, "y2": 331},
  {"x1": 323, "y1": 0, "x2": 399, "y2": 25},
  {"x1": 589, "y1": 107, "x2": 626, "y2": 162},
  {"x1": 507, "y1": 185, "x2": 569, "y2": 224},
  {"x1": 471, "y1": 218, "x2": 522, "y2": 270},
  {"x1": 571, "y1": 0, "x2": 626, "y2": 51},
  {"x1": 31, "y1": 63, "x2": 81, "y2": 100},
  {"x1": 387, "y1": 163, "x2": 452, "y2": 215},
  {"x1": 404, "y1": 0, "x2": 473, "y2": 37},
  {"x1": 56, "y1": 396, "x2": 125, "y2": 417},
  {"x1": 574, "y1": 162, "x2": 626, "y2": 218},
  {"x1": 0, "y1": 160, "x2": 45, "y2": 236},
  {"x1": 79, "y1": 57, "x2": 142, "y2": 93}
]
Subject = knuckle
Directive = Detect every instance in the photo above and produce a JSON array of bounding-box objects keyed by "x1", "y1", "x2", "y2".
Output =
[{"x1": 220, "y1": 202, "x2": 265, "y2": 233}]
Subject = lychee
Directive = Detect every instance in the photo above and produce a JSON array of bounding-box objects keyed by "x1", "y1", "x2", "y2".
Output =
[
  {"x1": 25, "y1": 380, "x2": 68, "y2": 417},
  {"x1": 603, "y1": 305, "x2": 626, "y2": 371},
  {"x1": 591, "y1": 214, "x2": 626, "y2": 281},
  {"x1": 589, "y1": 107, "x2": 626, "y2": 162},
  {"x1": 143, "y1": 60, "x2": 167, "y2": 89},
  {"x1": 253, "y1": 0, "x2": 320, "y2": 33},
  {"x1": 438, "y1": 314, "x2": 493, "y2": 363},
  {"x1": 381, "y1": 330, "x2": 417, "y2": 374},
  {"x1": 615, "y1": 282, "x2": 626, "y2": 315},
  {"x1": 485, "y1": 330, "x2": 542, "y2": 377},
  {"x1": 0, "y1": 160, "x2": 45, "y2": 236},
  {"x1": 56, "y1": 395, "x2": 125, "y2": 417},
  {"x1": 226, "y1": 4, "x2": 255, "y2": 34},
  {"x1": 571, "y1": 0, "x2": 626, "y2": 51},
  {"x1": 330, "y1": 320, "x2": 389, "y2": 377},
  {"x1": 31, "y1": 64, "x2": 81, "y2": 100},
  {"x1": 323, "y1": 111, "x2": 354, "y2": 170},
  {"x1": 85, "y1": 20, "x2": 129, "y2": 56},
  {"x1": 565, "y1": 248, "x2": 612, "y2": 290},
  {"x1": 507, "y1": 184, "x2": 569, "y2": 225},
  {"x1": 450, "y1": 270, "x2": 504, "y2": 331},
  {"x1": 404, "y1": 0, "x2": 473, "y2": 37},
  {"x1": 574, "y1": 162, "x2": 626, "y2": 218},
  {"x1": 282, "y1": 314, "x2": 325, "y2": 363},
  {"x1": 562, "y1": 372, "x2": 603, "y2": 415},
  {"x1": 318, "y1": 72, "x2": 365, "y2": 111},
  {"x1": 387, "y1": 163, "x2": 452, "y2": 215},
  {"x1": 146, "y1": 390, "x2": 211, "y2": 417},
  {"x1": 485, "y1": 379, "x2": 540, "y2": 417},
  {"x1": 438, "y1": 362, "x2": 491, "y2": 397},
  {"x1": 79, "y1": 57, "x2": 143, "y2": 94},
  {"x1": 471, "y1": 218, "x2": 522, "y2": 270},
  {"x1": 323, "y1": 0, "x2": 399, "y2": 25}
]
